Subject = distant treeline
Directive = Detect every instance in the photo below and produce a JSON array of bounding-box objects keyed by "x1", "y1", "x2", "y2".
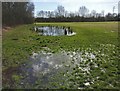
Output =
[
  {"x1": 35, "y1": 16, "x2": 119, "y2": 22},
  {"x1": 36, "y1": 5, "x2": 119, "y2": 22},
  {"x1": 2, "y1": 2, "x2": 34, "y2": 26}
]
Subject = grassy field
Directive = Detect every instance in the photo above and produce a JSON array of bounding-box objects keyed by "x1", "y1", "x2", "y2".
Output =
[{"x1": 2, "y1": 22, "x2": 119, "y2": 89}]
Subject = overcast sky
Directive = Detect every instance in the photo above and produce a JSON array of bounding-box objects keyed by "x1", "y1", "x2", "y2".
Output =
[{"x1": 31, "y1": 0, "x2": 119, "y2": 17}]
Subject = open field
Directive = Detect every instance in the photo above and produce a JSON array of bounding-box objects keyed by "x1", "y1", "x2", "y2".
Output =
[{"x1": 2, "y1": 22, "x2": 119, "y2": 89}]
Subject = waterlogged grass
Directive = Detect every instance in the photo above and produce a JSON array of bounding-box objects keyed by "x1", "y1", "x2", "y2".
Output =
[
  {"x1": 27, "y1": 44, "x2": 118, "y2": 89},
  {"x1": 63, "y1": 44, "x2": 119, "y2": 89},
  {"x1": 2, "y1": 22, "x2": 119, "y2": 89}
]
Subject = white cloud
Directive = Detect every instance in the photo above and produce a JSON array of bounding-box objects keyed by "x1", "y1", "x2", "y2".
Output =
[
  {"x1": 57, "y1": 0, "x2": 118, "y2": 13},
  {"x1": 33, "y1": 0, "x2": 119, "y2": 14},
  {"x1": 62, "y1": 0, "x2": 119, "y2": 13}
]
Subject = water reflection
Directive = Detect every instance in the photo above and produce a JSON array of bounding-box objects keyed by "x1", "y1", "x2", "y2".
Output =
[
  {"x1": 3, "y1": 50, "x2": 96, "y2": 88},
  {"x1": 33, "y1": 26, "x2": 76, "y2": 36},
  {"x1": 21, "y1": 50, "x2": 96, "y2": 83},
  {"x1": 19, "y1": 51, "x2": 72, "y2": 88},
  {"x1": 29, "y1": 51, "x2": 71, "y2": 76}
]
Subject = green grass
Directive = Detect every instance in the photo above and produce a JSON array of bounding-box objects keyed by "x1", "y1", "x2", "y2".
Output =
[
  {"x1": 2, "y1": 22, "x2": 118, "y2": 69},
  {"x1": 2, "y1": 22, "x2": 119, "y2": 89}
]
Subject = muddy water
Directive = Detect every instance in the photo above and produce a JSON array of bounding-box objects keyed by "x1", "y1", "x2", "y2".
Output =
[{"x1": 3, "y1": 50, "x2": 96, "y2": 89}]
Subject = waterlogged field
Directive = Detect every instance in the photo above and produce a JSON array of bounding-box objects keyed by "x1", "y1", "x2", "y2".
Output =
[{"x1": 2, "y1": 22, "x2": 119, "y2": 89}]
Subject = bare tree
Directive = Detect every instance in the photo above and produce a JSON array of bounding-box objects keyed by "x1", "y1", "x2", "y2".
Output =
[
  {"x1": 56, "y1": 5, "x2": 65, "y2": 17},
  {"x1": 79, "y1": 6, "x2": 89, "y2": 17},
  {"x1": 54, "y1": 10, "x2": 59, "y2": 17},
  {"x1": 50, "y1": 11, "x2": 55, "y2": 17},
  {"x1": 47, "y1": 11, "x2": 51, "y2": 18},
  {"x1": 113, "y1": 6, "x2": 115, "y2": 13},
  {"x1": 64, "y1": 11, "x2": 68, "y2": 17},
  {"x1": 69, "y1": 12, "x2": 75, "y2": 17},
  {"x1": 101, "y1": 10, "x2": 105, "y2": 17},
  {"x1": 44, "y1": 11, "x2": 48, "y2": 18},
  {"x1": 91, "y1": 10, "x2": 96, "y2": 17},
  {"x1": 37, "y1": 10, "x2": 44, "y2": 17}
]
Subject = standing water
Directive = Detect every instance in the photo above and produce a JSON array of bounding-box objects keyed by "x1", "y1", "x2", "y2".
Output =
[
  {"x1": 32, "y1": 26, "x2": 76, "y2": 36},
  {"x1": 3, "y1": 50, "x2": 96, "y2": 89}
]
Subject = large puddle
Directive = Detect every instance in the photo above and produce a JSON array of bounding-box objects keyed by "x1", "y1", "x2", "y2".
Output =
[
  {"x1": 33, "y1": 26, "x2": 76, "y2": 36},
  {"x1": 3, "y1": 50, "x2": 96, "y2": 88}
]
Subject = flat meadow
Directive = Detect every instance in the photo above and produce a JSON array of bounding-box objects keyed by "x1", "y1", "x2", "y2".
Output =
[{"x1": 2, "y1": 22, "x2": 119, "y2": 89}]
